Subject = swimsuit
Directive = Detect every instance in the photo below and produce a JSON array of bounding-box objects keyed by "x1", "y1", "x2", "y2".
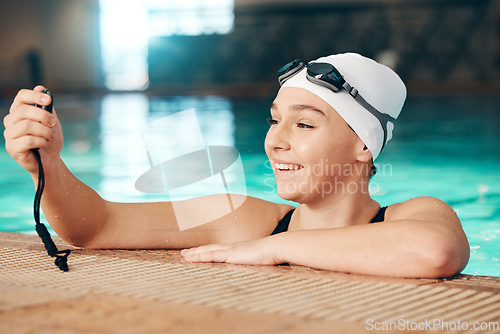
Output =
[{"x1": 271, "y1": 206, "x2": 388, "y2": 236}]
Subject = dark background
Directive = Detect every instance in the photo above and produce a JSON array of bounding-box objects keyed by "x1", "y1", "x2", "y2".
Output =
[{"x1": 0, "y1": 0, "x2": 498, "y2": 98}]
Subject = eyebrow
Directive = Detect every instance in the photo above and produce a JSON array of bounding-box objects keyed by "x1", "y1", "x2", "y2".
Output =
[{"x1": 270, "y1": 103, "x2": 326, "y2": 116}]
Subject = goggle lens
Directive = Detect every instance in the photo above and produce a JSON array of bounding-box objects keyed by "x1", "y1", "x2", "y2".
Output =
[
  {"x1": 307, "y1": 62, "x2": 344, "y2": 90},
  {"x1": 278, "y1": 59, "x2": 307, "y2": 86}
]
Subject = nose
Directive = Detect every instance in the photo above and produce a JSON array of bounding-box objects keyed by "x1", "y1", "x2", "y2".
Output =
[{"x1": 265, "y1": 122, "x2": 291, "y2": 152}]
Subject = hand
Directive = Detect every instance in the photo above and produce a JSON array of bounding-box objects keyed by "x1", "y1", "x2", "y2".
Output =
[
  {"x1": 181, "y1": 237, "x2": 285, "y2": 266},
  {"x1": 4, "y1": 86, "x2": 64, "y2": 176}
]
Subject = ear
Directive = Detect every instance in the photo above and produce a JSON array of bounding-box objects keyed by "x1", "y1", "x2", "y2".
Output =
[{"x1": 356, "y1": 143, "x2": 373, "y2": 163}]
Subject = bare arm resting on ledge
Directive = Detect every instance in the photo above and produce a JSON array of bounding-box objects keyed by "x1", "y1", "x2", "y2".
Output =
[
  {"x1": 3, "y1": 83, "x2": 469, "y2": 279},
  {"x1": 181, "y1": 197, "x2": 470, "y2": 278}
]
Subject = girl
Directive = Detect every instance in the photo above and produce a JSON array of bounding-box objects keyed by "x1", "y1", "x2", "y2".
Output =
[{"x1": 3, "y1": 53, "x2": 469, "y2": 278}]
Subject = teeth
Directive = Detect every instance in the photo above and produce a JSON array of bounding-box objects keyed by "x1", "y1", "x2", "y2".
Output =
[{"x1": 275, "y1": 163, "x2": 303, "y2": 171}]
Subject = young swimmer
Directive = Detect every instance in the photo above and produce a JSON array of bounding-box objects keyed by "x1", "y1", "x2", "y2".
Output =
[{"x1": 3, "y1": 53, "x2": 470, "y2": 278}]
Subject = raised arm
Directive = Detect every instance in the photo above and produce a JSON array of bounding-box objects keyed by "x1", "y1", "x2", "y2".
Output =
[
  {"x1": 4, "y1": 86, "x2": 110, "y2": 246},
  {"x1": 4, "y1": 87, "x2": 290, "y2": 249},
  {"x1": 182, "y1": 197, "x2": 470, "y2": 278}
]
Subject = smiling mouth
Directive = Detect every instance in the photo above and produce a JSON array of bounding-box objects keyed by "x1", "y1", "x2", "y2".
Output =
[{"x1": 275, "y1": 163, "x2": 304, "y2": 171}]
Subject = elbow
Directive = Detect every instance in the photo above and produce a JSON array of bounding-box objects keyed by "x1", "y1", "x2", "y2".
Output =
[
  {"x1": 68, "y1": 202, "x2": 112, "y2": 249},
  {"x1": 57, "y1": 224, "x2": 107, "y2": 249},
  {"x1": 69, "y1": 231, "x2": 108, "y2": 249},
  {"x1": 418, "y1": 235, "x2": 470, "y2": 279},
  {"x1": 60, "y1": 235, "x2": 93, "y2": 249}
]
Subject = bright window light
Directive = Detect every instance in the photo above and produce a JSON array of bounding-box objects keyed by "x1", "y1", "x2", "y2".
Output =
[
  {"x1": 100, "y1": 0, "x2": 149, "y2": 91},
  {"x1": 99, "y1": 0, "x2": 234, "y2": 91},
  {"x1": 148, "y1": 0, "x2": 234, "y2": 36}
]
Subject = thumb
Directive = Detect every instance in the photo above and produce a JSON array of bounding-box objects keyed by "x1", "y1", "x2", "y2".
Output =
[{"x1": 33, "y1": 85, "x2": 47, "y2": 92}]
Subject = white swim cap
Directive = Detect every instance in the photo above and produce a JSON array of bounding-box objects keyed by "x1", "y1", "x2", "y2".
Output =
[{"x1": 281, "y1": 53, "x2": 406, "y2": 160}]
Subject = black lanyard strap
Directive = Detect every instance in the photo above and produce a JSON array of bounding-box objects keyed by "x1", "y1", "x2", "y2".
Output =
[{"x1": 32, "y1": 89, "x2": 71, "y2": 271}]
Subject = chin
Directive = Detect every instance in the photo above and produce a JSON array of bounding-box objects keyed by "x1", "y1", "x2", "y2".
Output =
[{"x1": 276, "y1": 182, "x2": 305, "y2": 203}]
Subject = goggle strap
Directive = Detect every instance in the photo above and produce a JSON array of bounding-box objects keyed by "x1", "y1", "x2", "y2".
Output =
[
  {"x1": 354, "y1": 93, "x2": 390, "y2": 151},
  {"x1": 306, "y1": 75, "x2": 341, "y2": 92},
  {"x1": 343, "y1": 82, "x2": 356, "y2": 98},
  {"x1": 342, "y1": 82, "x2": 396, "y2": 152}
]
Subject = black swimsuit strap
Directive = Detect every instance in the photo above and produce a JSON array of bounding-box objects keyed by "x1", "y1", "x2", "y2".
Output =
[
  {"x1": 271, "y1": 209, "x2": 295, "y2": 235},
  {"x1": 271, "y1": 206, "x2": 388, "y2": 236},
  {"x1": 370, "y1": 206, "x2": 387, "y2": 224}
]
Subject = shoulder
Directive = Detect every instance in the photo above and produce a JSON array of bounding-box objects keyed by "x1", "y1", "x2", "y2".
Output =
[
  {"x1": 154, "y1": 194, "x2": 296, "y2": 243},
  {"x1": 205, "y1": 194, "x2": 295, "y2": 237},
  {"x1": 233, "y1": 195, "x2": 295, "y2": 219},
  {"x1": 184, "y1": 194, "x2": 294, "y2": 217},
  {"x1": 246, "y1": 197, "x2": 296, "y2": 227},
  {"x1": 383, "y1": 197, "x2": 469, "y2": 277},
  {"x1": 386, "y1": 196, "x2": 461, "y2": 226},
  {"x1": 236, "y1": 196, "x2": 295, "y2": 235}
]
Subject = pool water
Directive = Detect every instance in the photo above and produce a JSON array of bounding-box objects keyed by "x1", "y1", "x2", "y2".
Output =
[{"x1": 1, "y1": 93, "x2": 499, "y2": 276}]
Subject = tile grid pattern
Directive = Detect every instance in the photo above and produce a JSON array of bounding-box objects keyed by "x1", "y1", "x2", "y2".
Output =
[{"x1": 1, "y1": 247, "x2": 499, "y2": 332}]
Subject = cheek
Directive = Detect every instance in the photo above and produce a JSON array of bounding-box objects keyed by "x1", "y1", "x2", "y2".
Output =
[
  {"x1": 303, "y1": 131, "x2": 352, "y2": 166},
  {"x1": 303, "y1": 130, "x2": 336, "y2": 157},
  {"x1": 264, "y1": 131, "x2": 272, "y2": 158}
]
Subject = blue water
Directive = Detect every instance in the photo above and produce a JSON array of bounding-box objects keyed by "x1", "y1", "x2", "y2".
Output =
[{"x1": 0, "y1": 93, "x2": 498, "y2": 276}]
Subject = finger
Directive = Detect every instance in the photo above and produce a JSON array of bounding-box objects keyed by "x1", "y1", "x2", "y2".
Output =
[
  {"x1": 33, "y1": 85, "x2": 54, "y2": 111},
  {"x1": 5, "y1": 135, "x2": 51, "y2": 156},
  {"x1": 183, "y1": 249, "x2": 229, "y2": 263},
  {"x1": 33, "y1": 85, "x2": 47, "y2": 92},
  {"x1": 181, "y1": 243, "x2": 229, "y2": 256},
  {"x1": 10, "y1": 88, "x2": 52, "y2": 112},
  {"x1": 5, "y1": 104, "x2": 57, "y2": 128},
  {"x1": 4, "y1": 119, "x2": 55, "y2": 142}
]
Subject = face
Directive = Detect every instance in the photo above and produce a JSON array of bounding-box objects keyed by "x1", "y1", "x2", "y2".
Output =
[{"x1": 264, "y1": 87, "x2": 364, "y2": 204}]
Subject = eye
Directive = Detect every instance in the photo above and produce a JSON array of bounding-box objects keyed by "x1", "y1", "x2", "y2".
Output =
[
  {"x1": 297, "y1": 122, "x2": 313, "y2": 129},
  {"x1": 267, "y1": 117, "x2": 278, "y2": 126}
]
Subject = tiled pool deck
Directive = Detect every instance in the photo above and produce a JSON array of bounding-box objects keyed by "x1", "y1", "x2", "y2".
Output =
[{"x1": 1, "y1": 232, "x2": 499, "y2": 333}]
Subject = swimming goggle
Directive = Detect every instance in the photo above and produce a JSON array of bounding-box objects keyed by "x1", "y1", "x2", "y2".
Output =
[{"x1": 278, "y1": 59, "x2": 396, "y2": 151}]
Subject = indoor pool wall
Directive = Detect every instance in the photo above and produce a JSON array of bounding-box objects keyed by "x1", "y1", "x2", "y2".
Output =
[{"x1": 0, "y1": 93, "x2": 498, "y2": 277}]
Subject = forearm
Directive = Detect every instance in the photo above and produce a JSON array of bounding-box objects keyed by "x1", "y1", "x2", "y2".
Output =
[
  {"x1": 33, "y1": 158, "x2": 109, "y2": 247},
  {"x1": 270, "y1": 221, "x2": 469, "y2": 278}
]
